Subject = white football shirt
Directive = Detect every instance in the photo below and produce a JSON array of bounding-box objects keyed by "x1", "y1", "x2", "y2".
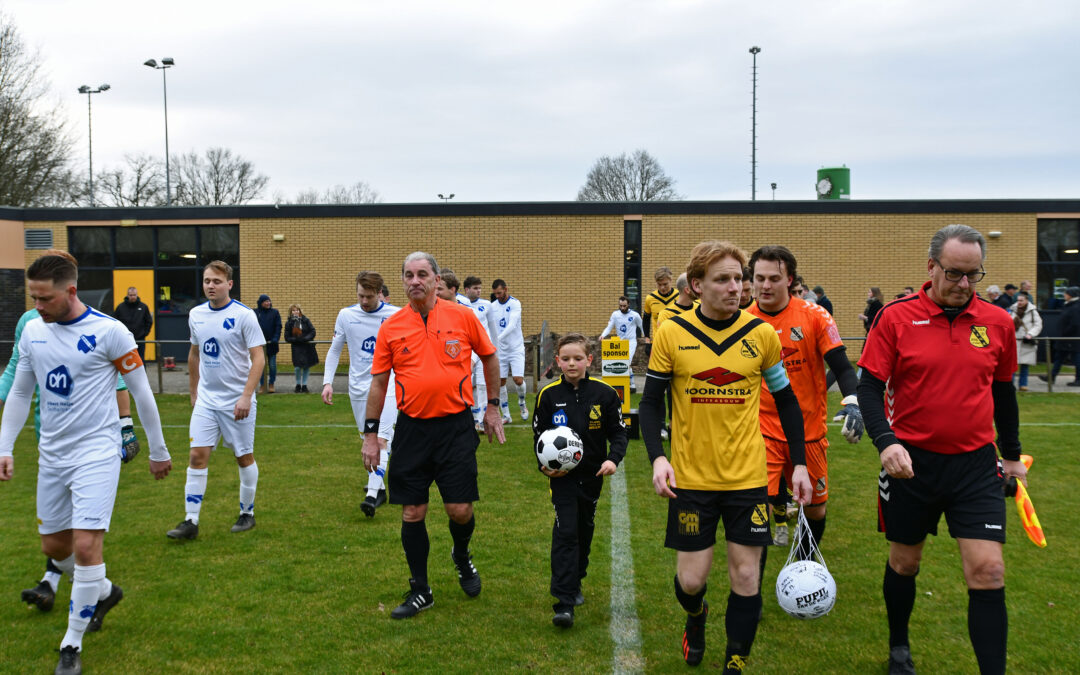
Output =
[
  {"x1": 467, "y1": 296, "x2": 500, "y2": 345},
  {"x1": 601, "y1": 309, "x2": 644, "y2": 344},
  {"x1": 323, "y1": 301, "x2": 400, "y2": 400},
  {"x1": 494, "y1": 296, "x2": 524, "y2": 354},
  {"x1": 15, "y1": 308, "x2": 139, "y2": 468},
  {"x1": 189, "y1": 299, "x2": 264, "y2": 410}
]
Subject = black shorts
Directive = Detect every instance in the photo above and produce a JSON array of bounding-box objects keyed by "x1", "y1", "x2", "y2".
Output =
[
  {"x1": 388, "y1": 410, "x2": 480, "y2": 506},
  {"x1": 877, "y1": 443, "x2": 1006, "y2": 545},
  {"x1": 664, "y1": 486, "x2": 771, "y2": 551}
]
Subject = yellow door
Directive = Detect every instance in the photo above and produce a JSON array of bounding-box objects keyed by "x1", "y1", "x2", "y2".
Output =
[{"x1": 113, "y1": 270, "x2": 156, "y2": 361}]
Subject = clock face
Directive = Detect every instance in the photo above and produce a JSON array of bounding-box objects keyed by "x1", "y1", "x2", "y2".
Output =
[{"x1": 816, "y1": 177, "x2": 832, "y2": 196}]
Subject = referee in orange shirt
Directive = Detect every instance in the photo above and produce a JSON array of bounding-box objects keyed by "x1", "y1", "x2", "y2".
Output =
[{"x1": 363, "y1": 252, "x2": 505, "y2": 620}]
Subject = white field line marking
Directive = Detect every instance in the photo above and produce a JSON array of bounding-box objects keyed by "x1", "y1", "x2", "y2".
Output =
[{"x1": 609, "y1": 468, "x2": 644, "y2": 674}]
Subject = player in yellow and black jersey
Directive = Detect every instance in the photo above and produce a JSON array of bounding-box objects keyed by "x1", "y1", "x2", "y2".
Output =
[
  {"x1": 658, "y1": 272, "x2": 698, "y2": 326},
  {"x1": 642, "y1": 266, "x2": 679, "y2": 340},
  {"x1": 640, "y1": 241, "x2": 811, "y2": 673}
]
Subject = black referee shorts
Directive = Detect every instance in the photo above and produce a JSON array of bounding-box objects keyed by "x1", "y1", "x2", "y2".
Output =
[
  {"x1": 877, "y1": 442, "x2": 1006, "y2": 545},
  {"x1": 388, "y1": 409, "x2": 480, "y2": 506}
]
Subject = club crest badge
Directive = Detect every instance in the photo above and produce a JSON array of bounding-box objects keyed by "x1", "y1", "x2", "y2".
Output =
[
  {"x1": 444, "y1": 339, "x2": 461, "y2": 359},
  {"x1": 969, "y1": 326, "x2": 990, "y2": 348},
  {"x1": 77, "y1": 334, "x2": 97, "y2": 353},
  {"x1": 790, "y1": 326, "x2": 804, "y2": 342}
]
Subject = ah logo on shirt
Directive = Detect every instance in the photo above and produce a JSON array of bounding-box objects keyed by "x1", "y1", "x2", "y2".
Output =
[
  {"x1": 45, "y1": 365, "x2": 73, "y2": 398},
  {"x1": 618, "y1": 324, "x2": 628, "y2": 334},
  {"x1": 362, "y1": 336, "x2": 376, "y2": 354},
  {"x1": 223, "y1": 317, "x2": 236, "y2": 330},
  {"x1": 76, "y1": 334, "x2": 96, "y2": 353},
  {"x1": 499, "y1": 317, "x2": 507, "y2": 328},
  {"x1": 203, "y1": 338, "x2": 220, "y2": 358},
  {"x1": 552, "y1": 410, "x2": 568, "y2": 426}
]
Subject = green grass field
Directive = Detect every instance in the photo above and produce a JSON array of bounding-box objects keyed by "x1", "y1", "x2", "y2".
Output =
[{"x1": 1, "y1": 391, "x2": 1076, "y2": 673}]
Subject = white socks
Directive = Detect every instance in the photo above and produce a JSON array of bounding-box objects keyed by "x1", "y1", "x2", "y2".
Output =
[
  {"x1": 500, "y1": 385, "x2": 510, "y2": 418},
  {"x1": 185, "y1": 467, "x2": 209, "y2": 524},
  {"x1": 239, "y1": 462, "x2": 258, "y2": 515},
  {"x1": 366, "y1": 448, "x2": 390, "y2": 497},
  {"x1": 62, "y1": 563, "x2": 106, "y2": 650}
]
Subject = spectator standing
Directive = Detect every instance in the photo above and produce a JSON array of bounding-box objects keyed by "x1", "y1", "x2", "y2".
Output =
[
  {"x1": 1009, "y1": 294, "x2": 1042, "y2": 391},
  {"x1": 859, "y1": 287, "x2": 885, "y2": 334},
  {"x1": 284, "y1": 304, "x2": 318, "y2": 393},
  {"x1": 114, "y1": 287, "x2": 153, "y2": 361},
  {"x1": 813, "y1": 285, "x2": 833, "y2": 315},
  {"x1": 1041, "y1": 286, "x2": 1080, "y2": 386},
  {"x1": 255, "y1": 295, "x2": 282, "y2": 394}
]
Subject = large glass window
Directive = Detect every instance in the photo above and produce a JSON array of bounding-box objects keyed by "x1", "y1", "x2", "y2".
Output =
[
  {"x1": 157, "y1": 227, "x2": 198, "y2": 267},
  {"x1": 115, "y1": 227, "x2": 154, "y2": 267},
  {"x1": 77, "y1": 269, "x2": 114, "y2": 312},
  {"x1": 1036, "y1": 219, "x2": 1080, "y2": 308},
  {"x1": 69, "y1": 227, "x2": 112, "y2": 267},
  {"x1": 156, "y1": 269, "x2": 201, "y2": 316},
  {"x1": 201, "y1": 225, "x2": 240, "y2": 266}
]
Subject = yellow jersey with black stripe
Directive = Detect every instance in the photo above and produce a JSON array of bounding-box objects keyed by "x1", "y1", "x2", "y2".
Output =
[
  {"x1": 647, "y1": 307, "x2": 785, "y2": 491},
  {"x1": 658, "y1": 300, "x2": 698, "y2": 328},
  {"x1": 643, "y1": 288, "x2": 679, "y2": 336}
]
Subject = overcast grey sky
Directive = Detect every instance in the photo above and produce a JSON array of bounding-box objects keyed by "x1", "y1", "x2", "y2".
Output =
[{"x1": 6, "y1": 0, "x2": 1079, "y2": 203}]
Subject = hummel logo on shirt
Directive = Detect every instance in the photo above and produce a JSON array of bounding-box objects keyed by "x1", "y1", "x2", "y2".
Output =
[{"x1": 912, "y1": 319, "x2": 930, "y2": 325}]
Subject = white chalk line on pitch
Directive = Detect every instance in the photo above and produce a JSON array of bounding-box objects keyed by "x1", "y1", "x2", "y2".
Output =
[{"x1": 608, "y1": 468, "x2": 644, "y2": 674}]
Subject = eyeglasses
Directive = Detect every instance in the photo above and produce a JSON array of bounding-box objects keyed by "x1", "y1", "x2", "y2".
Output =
[{"x1": 933, "y1": 259, "x2": 986, "y2": 283}]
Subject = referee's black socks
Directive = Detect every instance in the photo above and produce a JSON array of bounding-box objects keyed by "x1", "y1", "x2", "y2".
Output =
[
  {"x1": 724, "y1": 591, "x2": 762, "y2": 674},
  {"x1": 401, "y1": 520, "x2": 430, "y2": 588},
  {"x1": 968, "y1": 587, "x2": 1007, "y2": 675},
  {"x1": 883, "y1": 562, "x2": 917, "y2": 648},
  {"x1": 449, "y1": 515, "x2": 475, "y2": 558}
]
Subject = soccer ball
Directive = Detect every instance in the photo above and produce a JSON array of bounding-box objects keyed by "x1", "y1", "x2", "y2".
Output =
[
  {"x1": 535, "y1": 427, "x2": 584, "y2": 472},
  {"x1": 775, "y1": 560, "x2": 836, "y2": 619}
]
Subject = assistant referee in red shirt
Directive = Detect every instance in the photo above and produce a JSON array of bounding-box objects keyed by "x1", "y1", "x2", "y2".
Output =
[
  {"x1": 363, "y1": 252, "x2": 505, "y2": 620},
  {"x1": 858, "y1": 224, "x2": 1027, "y2": 675}
]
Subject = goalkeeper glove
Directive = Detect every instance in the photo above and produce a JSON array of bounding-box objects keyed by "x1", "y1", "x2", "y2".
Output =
[
  {"x1": 833, "y1": 395, "x2": 864, "y2": 444},
  {"x1": 120, "y1": 416, "x2": 140, "y2": 463}
]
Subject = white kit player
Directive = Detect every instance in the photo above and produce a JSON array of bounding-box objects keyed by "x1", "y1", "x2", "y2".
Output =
[
  {"x1": 491, "y1": 278, "x2": 527, "y2": 422},
  {"x1": 459, "y1": 275, "x2": 499, "y2": 429},
  {"x1": 322, "y1": 271, "x2": 399, "y2": 518},
  {"x1": 167, "y1": 261, "x2": 265, "y2": 541},
  {"x1": 0, "y1": 253, "x2": 171, "y2": 675},
  {"x1": 600, "y1": 295, "x2": 645, "y2": 393}
]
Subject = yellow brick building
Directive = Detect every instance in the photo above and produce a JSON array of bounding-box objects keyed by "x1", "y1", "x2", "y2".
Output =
[{"x1": 2, "y1": 200, "x2": 1076, "y2": 367}]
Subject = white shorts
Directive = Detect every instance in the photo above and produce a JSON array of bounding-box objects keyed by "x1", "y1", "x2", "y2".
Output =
[
  {"x1": 351, "y1": 395, "x2": 396, "y2": 441},
  {"x1": 189, "y1": 402, "x2": 257, "y2": 457},
  {"x1": 471, "y1": 354, "x2": 483, "y2": 386},
  {"x1": 499, "y1": 349, "x2": 526, "y2": 379},
  {"x1": 37, "y1": 456, "x2": 121, "y2": 534}
]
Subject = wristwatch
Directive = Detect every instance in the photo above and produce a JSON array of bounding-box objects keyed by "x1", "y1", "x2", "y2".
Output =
[{"x1": 487, "y1": 398, "x2": 500, "y2": 407}]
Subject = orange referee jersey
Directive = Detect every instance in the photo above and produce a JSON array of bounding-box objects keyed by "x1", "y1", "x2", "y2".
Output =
[
  {"x1": 748, "y1": 297, "x2": 843, "y2": 442},
  {"x1": 373, "y1": 298, "x2": 495, "y2": 418}
]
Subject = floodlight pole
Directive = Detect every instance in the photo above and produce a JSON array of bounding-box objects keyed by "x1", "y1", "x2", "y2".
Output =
[
  {"x1": 77, "y1": 84, "x2": 110, "y2": 206},
  {"x1": 144, "y1": 58, "x2": 175, "y2": 205},
  {"x1": 750, "y1": 46, "x2": 761, "y2": 201}
]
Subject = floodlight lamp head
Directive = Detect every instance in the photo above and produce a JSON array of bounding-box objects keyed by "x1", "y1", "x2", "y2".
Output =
[
  {"x1": 162, "y1": 57, "x2": 175, "y2": 66},
  {"x1": 144, "y1": 59, "x2": 157, "y2": 68},
  {"x1": 78, "y1": 85, "x2": 91, "y2": 93},
  {"x1": 749, "y1": 46, "x2": 761, "y2": 54},
  {"x1": 99, "y1": 84, "x2": 111, "y2": 91}
]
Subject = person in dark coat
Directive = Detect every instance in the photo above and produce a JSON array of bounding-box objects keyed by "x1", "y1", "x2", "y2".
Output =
[
  {"x1": 114, "y1": 287, "x2": 153, "y2": 360},
  {"x1": 812, "y1": 285, "x2": 834, "y2": 315},
  {"x1": 284, "y1": 304, "x2": 318, "y2": 393},
  {"x1": 254, "y1": 294, "x2": 282, "y2": 393},
  {"x1": 1042, "y1": 286, "x2": 1080, "y2": 386},
  {"x1": 859, "y1": 286, "x2": 885, "y2": 334}
]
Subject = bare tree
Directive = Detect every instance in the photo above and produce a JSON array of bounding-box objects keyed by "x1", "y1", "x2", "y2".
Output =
[
  {"x1": 96, "y1": 153, "x2": 166, "y2": 206},
  {"x1": 576, "y1": 149, "x2": 681, "y2": 201},
  {"x1": 289, "y1": 181, "x2": 382, "y2": 205},
  {"x1": 171, "y1": 147, "x2": 269, "y2": 205},
  {"x1": 0, "y1": 13, "x2": 75, "y2": 206}
]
